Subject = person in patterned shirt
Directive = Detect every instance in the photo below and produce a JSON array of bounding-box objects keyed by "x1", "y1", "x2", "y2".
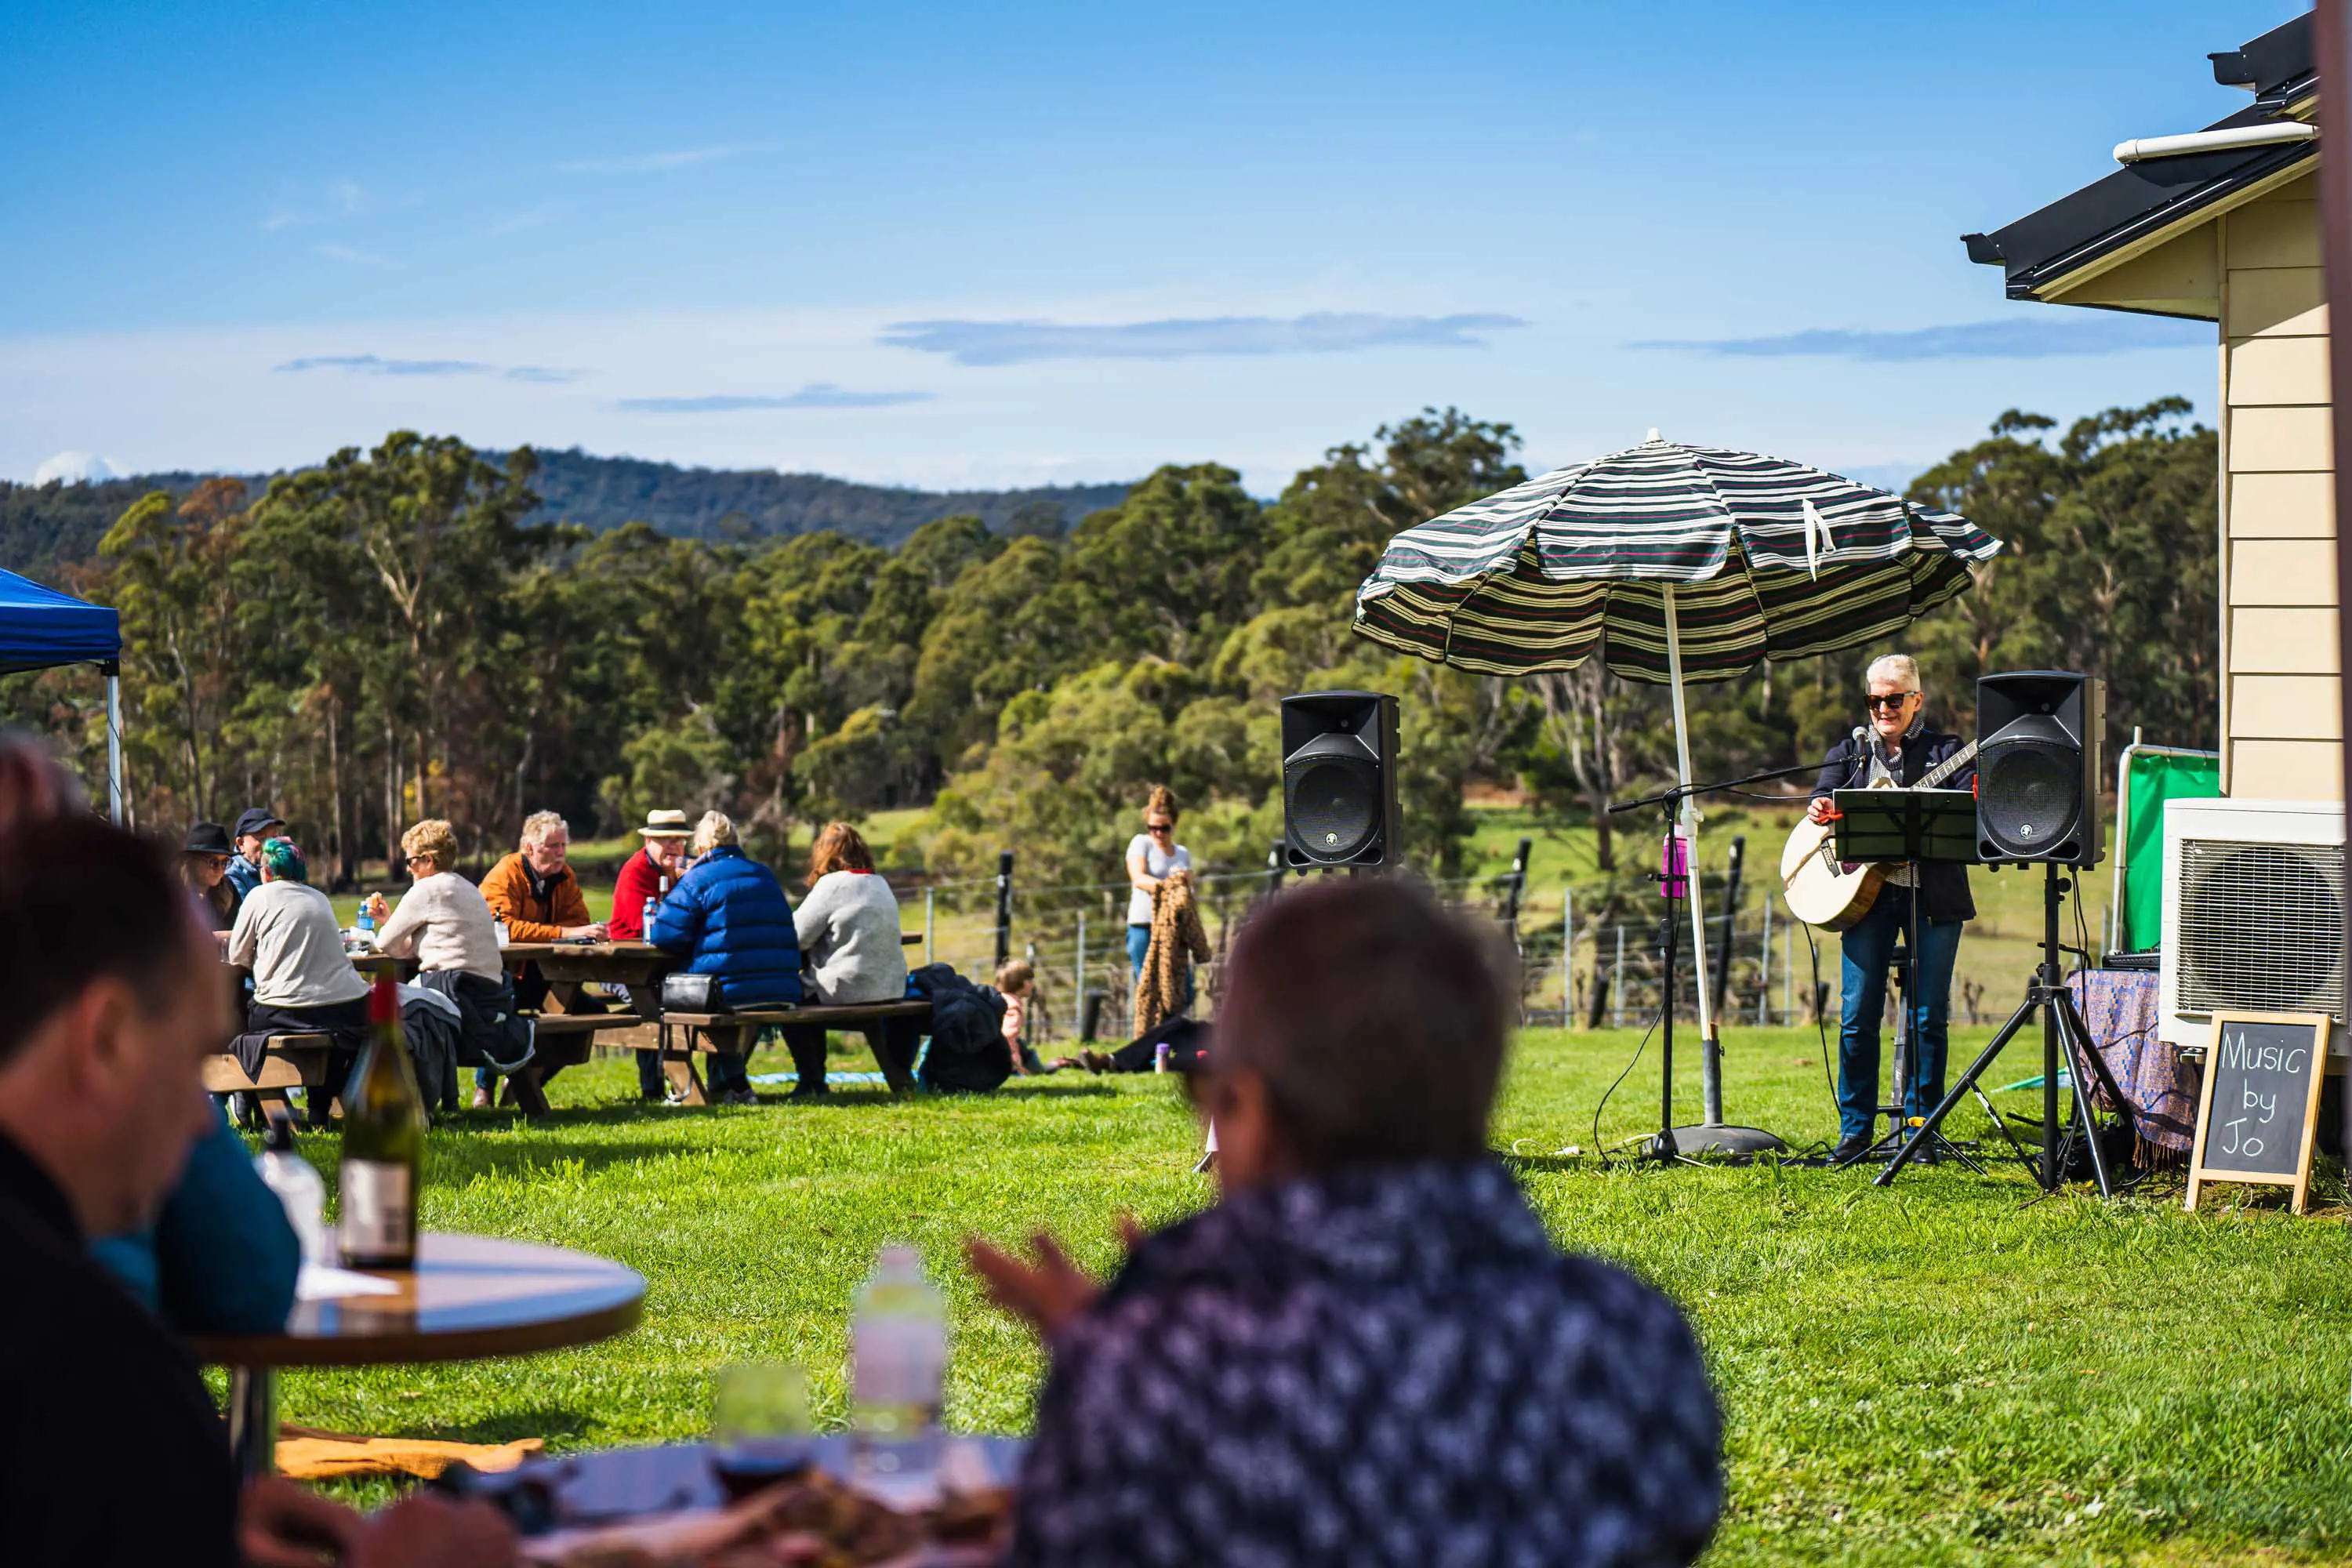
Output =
[{"x1": 968, "y1": 876, "x2": 1722, "y2": 1568}]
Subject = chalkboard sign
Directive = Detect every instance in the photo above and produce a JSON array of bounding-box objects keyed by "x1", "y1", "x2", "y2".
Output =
[{"x1": 2185, "y1": 1011, "x2": 2332, "y2": 1214}]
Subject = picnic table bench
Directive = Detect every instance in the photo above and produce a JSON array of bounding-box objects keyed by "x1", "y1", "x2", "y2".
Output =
[
  {"x1": 203, "y1": 1033, "x2": 331, "y2": 1121},
  {"x1": 657, "y1": 1000, "x2": 935, "y2": 1105}
]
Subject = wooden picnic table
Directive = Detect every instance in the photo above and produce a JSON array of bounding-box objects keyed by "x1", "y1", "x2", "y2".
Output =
[
  {"x1": 226, "y1": 936, "x2": 938, "y2": 1113},
  {"x1": 191, "y1": 1232, "x2": 644, "y2": 1480}
]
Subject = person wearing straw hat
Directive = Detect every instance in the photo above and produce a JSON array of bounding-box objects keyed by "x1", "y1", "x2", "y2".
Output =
[{"x1": 610, "y1": 809, "x2": 692, "y2": 1101}]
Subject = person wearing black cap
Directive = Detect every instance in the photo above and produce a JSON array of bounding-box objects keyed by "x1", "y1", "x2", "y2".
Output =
[
  {"x1": 178, "y1": 821, "x2": 241, "y2": 932},
  {"x1": 227, "y1": 807, "x2": 284, "y2": 906}
]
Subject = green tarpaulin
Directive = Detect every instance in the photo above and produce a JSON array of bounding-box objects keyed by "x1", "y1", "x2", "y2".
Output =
[{"x1": 2118, "y1": 746, "x2": 2220, "y2": 951}]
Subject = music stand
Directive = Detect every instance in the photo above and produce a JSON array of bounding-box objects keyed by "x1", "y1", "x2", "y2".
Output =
[{"x1": 1830, "y1": 789, "x2": 1980, "y2": 1167}]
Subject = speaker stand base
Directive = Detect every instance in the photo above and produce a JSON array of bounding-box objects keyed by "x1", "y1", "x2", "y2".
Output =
[{"x1": 1650, "y1": 1122, "x2": 1788, "y2": 1161}]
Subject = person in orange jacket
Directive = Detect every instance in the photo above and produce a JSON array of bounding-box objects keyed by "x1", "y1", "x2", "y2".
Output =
[
  {"x1": 474, "y1": 811, "x2": 607, "y2": 1108},
  {"x1": 480, "y1": 811, "x2": 605, "y2": 944}
]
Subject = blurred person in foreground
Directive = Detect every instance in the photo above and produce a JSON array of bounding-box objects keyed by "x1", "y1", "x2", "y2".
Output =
[
  {"x1": 608, "y1": 808, "x2": 692, "y2": 1099},
  {"x1": 0, "y1": 815, "x2": 516, "y2": 1567},
  {"x1": 970, "y1": 877, "x2": 1722, "y2": 1568},
  {"x1": 650, "y1": 811, "x2": 800, "y2": 1105},
  {"x1": 0, "y1": 737, "x2": 296, "y2": 1336}
]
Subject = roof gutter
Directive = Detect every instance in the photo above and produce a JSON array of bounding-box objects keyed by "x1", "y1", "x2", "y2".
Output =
[{"x1": 2113, "y1": 122, "x2": 2315, "y2": 163}]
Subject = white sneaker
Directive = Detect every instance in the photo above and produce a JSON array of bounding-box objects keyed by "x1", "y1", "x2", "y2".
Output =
[{"x1": 470, "y1": 1087, "x2": 492, "y2": 1110}]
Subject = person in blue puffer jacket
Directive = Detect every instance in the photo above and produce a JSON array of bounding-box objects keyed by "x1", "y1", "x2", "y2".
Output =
[{"x1": 651, "y1": 810, "x2": 801, "y2": 1105}]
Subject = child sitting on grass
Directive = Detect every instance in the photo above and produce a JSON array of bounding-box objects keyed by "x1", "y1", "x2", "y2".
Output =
[{"x1": 999, "y1": 959, "x2": 1082, "y2": 1076}]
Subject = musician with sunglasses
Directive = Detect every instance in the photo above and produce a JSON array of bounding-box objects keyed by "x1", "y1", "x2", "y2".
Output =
[{"x1": 1806, "y1": 653, "x2": 1977, "y2": 1162}]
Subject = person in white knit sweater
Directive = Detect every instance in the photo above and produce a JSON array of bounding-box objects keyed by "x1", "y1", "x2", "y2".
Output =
[
  {"x1": 783, "y1": 822, "x2": 915, "y2": 1098},
  {"x1": 365, "y1": 819, "x2": 539, "y2": 1110}
]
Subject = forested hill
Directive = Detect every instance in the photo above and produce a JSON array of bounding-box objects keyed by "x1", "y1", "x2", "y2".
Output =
[
  {"x1": 0, "y1": 450, "x2": 1134, "y2": 579},
  {"x1": 517, "y1": 448, "x2": 1132, "y2": 546}
]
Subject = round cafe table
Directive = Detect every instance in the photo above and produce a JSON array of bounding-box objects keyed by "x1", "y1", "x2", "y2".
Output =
[{"x1": 190, "y1": 1232, "x2": 646, "y2": 1480}]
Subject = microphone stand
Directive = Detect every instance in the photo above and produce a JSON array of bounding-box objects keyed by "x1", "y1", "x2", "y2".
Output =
[{"x1": 1610, "y1": 757, "x2": 1823, "y2": 1160}]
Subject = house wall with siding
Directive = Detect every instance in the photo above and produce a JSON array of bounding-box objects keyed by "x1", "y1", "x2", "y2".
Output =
[{"x1": 2220, "y1": 174, "x2": 2340, "y2": 801}]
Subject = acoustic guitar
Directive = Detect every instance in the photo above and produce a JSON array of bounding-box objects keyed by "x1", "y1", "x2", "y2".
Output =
[{"x1": 1778, "y1": 739, "x2": 1978, "y2": 931}]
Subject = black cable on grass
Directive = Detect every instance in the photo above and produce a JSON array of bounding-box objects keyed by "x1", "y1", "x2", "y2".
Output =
[
  {"x1": 1803, "y1": 923, "x2": 1837, "y2": 1106},
  {"x1": 1591, "y1": 1004, "x2": 1664, "y2": 1167}
]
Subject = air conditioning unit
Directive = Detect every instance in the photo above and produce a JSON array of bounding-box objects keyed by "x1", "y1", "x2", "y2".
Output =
[{"x1": 2161, "y1": 797, "x2": 2348, "y2": 1058}]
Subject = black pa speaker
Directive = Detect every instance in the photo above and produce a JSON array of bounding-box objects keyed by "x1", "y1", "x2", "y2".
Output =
[
  {"x1": 1975, "y1": 670, "x2": 2103, "y2": 867},
  {"x1": 1281, "y1": 691, "x2": 1402, "y2": 869}
]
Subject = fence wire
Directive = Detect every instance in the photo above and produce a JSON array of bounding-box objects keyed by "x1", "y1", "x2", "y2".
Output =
[{"x1": 887, "y1": 855, "x2": 1843, "y2": 1047}]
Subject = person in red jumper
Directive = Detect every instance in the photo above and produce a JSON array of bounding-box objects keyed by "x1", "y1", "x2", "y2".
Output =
[{"x1": 609, "y1": 809, "x2": 691, "y2": 1101}]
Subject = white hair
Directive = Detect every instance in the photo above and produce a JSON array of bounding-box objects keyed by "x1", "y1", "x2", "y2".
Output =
[
  {"x1": 691, "y1": 810, "x2": 737, "y2": 855},
  {"x1": 1866, "y1": 654, "x2": 1921, "y2": 694},
  {"x1": 521, "y1": 810, "x2": 569, "y2": 848}
]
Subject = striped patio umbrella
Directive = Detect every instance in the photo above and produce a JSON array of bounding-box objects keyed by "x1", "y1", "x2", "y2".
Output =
[
  {"x1": 1352, "y1": 432, "x2": 2002, "y2": 1141},
  {"x1": 1354, "y1": 433, "x2": 2002, "y2": 681}
]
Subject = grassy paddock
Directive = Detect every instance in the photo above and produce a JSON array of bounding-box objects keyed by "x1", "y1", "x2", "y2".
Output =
[{"x1": 258, "y1": 1024, "x2": 2350, "y2": 1566}]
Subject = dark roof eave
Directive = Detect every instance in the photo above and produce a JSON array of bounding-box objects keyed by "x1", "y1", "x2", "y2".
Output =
[
  {"x1": 1963, "y1": 125, "x2": 2314, "y2": 296},
  {"x1": 2211, "y1": 13, "x2": 2314, "y2": 102}
]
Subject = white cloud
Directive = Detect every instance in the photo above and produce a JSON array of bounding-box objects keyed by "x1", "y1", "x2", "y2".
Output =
[
  {"x1": 479, "y1": 204, "x2": 566, "y2": 238},
  {"x1": 263, "y1": 177, "x2": 397, "y2": 232},
  {"x1": 619, "y1": 383, "x2": 931, "y2": 412},
  {"x1": 315, "y1": 242, "x2": 397, "y2": 269},
  {"x1": 32, "y1": 451, "x2": 116, "y2": 485},
  {"x1": 557, "y1": 144, "x2": 757, "y2": 175},
  {"x1": 880, "y1": 311, "x2": 1526, "y2": 366}
]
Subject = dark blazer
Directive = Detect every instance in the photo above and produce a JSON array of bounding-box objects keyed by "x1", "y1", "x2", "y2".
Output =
[{"x1": 1809, "y1": 723, "x2": 1977, "y2": 923}]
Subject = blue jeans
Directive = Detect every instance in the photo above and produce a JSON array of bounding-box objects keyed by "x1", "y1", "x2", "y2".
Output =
[{"x1": 1837, "y1": 887, "x2": 1962, "y2": 1144}]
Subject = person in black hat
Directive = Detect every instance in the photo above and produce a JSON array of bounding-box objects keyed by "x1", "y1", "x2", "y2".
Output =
[
  {"x1": 178, "y1": 822, "x2": 241, "y2": 933},
  {"x1": 227, "y1": 807, "x2": 284, "y2": 906}
]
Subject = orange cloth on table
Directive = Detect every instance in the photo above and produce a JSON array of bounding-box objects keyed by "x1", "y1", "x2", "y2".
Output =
[
  {"x1": 1132, "y1": 869, "x2": 1210, "y2": 1040},
  {"x1": 478, "y1": 851, "x2": 593, "y2": 942},
  {"x1": 274, "y1": 1424, "x2": 543, "y2": 1481}
]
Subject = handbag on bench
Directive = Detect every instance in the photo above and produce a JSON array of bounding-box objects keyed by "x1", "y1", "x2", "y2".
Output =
[{"x1": 660, "y1": 972, "x2": 726, "y2": 1013}]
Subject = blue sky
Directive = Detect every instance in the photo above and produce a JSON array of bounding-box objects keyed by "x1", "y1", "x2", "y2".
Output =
[{"x1": 0, "y1": 1, "x2": 2306, "y2": 493}]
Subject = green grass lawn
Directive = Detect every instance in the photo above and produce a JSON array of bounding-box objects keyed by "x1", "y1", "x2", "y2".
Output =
[{"x1": 256, "y1": 1022, "x2": 2350, "y2": 1566}]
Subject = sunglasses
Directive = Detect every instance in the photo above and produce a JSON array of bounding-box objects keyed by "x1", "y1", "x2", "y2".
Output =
[
  {"x1": 1865, "y1": 693, "x2": 1915, "y2": 711},
  {"x1": 1146, "y1": 822, "x2": 1174, "y2": 835}
]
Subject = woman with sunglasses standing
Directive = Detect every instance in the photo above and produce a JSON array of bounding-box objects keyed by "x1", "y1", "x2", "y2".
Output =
[
  {"x1": 1123, "y1": 786, "x2": 1192, "y2": 986},
  {"x1": 1805, "y1": 653, "x2": 1977, "y2": 1163}
]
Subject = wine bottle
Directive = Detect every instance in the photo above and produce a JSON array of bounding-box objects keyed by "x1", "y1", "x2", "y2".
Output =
[{"x1": 339, "y1": 976, "x2": 425, "y2": 1269}]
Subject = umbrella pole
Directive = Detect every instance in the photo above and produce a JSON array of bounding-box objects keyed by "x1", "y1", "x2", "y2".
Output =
[{"x1": 1661, "y1": 588, "x2": 1724, "y2": 1126}]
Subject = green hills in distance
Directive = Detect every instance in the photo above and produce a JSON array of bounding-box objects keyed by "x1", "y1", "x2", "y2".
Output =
[{"x1": 0, "y1": 446, "x2": 1136, "y2": 579}]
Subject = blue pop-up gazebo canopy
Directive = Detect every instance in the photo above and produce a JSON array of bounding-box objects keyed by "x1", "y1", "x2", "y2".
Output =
[{"x1": 0, "y1": 568, "x2": 123, "y2": 821}]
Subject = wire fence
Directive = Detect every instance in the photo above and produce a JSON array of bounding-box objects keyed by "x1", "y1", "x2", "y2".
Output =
[{"x1": 885, "y1": 838, "x2": 1853, "y2": 1047}]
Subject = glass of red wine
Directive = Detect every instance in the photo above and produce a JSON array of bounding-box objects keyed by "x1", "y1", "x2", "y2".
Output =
[{"x1": 710, "y1": 1362, "x2": 814, "y2": 1502}]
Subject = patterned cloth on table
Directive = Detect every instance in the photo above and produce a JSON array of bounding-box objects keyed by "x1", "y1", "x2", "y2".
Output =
[{"x1": 2066, "y1": 967, "x2": 2194, "y2": 1153}]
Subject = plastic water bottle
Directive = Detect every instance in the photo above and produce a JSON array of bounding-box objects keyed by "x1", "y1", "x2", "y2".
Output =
[
  {"x1": 355, "y1": 900, "x2": 376, "y2": 947},
  {"x1": 641, "y1": 895, "x2": 657, "y2": 935},
  {"x1": 254, "y1": 1116, "x2": 328, "y2": 1268},
  {"x1": 851, "y1": 1244, "x2": 946, "y2": 1493}
]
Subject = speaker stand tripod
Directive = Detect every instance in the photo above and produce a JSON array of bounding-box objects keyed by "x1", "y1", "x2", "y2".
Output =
[{"x1": 1875, "y1": 862, "x2": 2136, "y2": 1194}]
